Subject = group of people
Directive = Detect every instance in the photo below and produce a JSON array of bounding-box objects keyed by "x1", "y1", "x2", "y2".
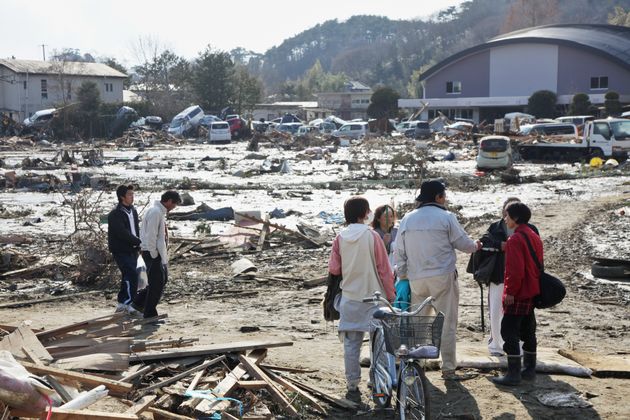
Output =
[
  {"x1": 328, "y1": 180, "x2": 544, "y2": 392},
  {"x1": 107, "y1": 185, "x2": 182, "y2": 320}
]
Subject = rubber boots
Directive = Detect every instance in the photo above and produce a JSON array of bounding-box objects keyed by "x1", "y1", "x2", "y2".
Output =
[
  {"x1": 521, "y1": 351, "x2": 537, "y2": 381},
  {"x1": 492, "y1": 355, "x2": 522, "y2": 386}
]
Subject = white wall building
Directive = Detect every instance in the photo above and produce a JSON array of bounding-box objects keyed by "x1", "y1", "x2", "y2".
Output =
[{"x1": 0, "y1": 59, "x2": 127, "y2": 122}]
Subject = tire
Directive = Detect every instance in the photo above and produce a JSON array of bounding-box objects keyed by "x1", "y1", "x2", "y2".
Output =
[
  {"x1": 397, "y1": 362, "x2": 430, "y2": 420},
  {"x1": 370, "y1": 328, "x2": 393, "y2": 408},
  {"x1": 591, "y1": 261, "x2": 629, "y2": 279}
]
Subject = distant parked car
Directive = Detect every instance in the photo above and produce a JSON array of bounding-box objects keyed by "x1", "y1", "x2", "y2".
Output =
[
  {"x1": 207, "y1": 121, "x2": 231, "y2": 144},
  {"x1": 332, "y1": 122, "x2": 368, "y2": 139},
  {"x1": 396, "y1": 121, "x2": 418, "y2": 132},
  {"x1": 168, "y1": 105, "x2": 204, "y2": 137},
  {"x1": 227, "y1": 117, "x2": 250, "y2": 139},
  {"x1": 296, "y1": 125, "x2": 318, "y2": 137},
  {"x1": 476, "y1": 135, "x2": 512, "y2": 170},
  {"x1": 276, "y1": 122, "x2": 303, "y2": 135}
]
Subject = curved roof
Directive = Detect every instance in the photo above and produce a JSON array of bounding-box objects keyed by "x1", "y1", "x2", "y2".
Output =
[{"x1": 420, "y1": 24, "x2": 630, "y2": 81}]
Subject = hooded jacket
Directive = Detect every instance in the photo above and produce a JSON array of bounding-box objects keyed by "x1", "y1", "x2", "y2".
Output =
[
  {"x1": 107, "y1": 204, "x2": 141, "y2": 254},
  {"x1": 328, "y1": 224, "x2": 395, "y2": 302}
]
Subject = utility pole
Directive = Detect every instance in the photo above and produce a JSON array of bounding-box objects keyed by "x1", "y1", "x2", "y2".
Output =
[{"x1": 39, "y1": 44, "x2": 47, "y2": 61}]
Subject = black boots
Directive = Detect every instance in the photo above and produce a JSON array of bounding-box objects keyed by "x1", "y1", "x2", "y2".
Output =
[
  {"x1": 492, "y1": 355, "x2": 522, "y2": 386},
  {"x1": 521, "y1": 351, "x2": 537, "y2": 381}
]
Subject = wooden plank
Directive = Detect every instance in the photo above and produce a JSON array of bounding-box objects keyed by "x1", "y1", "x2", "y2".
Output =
[
  {"x1": 141, "y1": 355, "x2": 226, "y2": 393},
  {"x1": 256, "y1": 215, "x2": 270, "y2": 251},
  {"x1": 48, "y1": 408, "x2": 138, "y2": 419},
  {"x1": 0, "y1": 326, "x2": 53, "y2": 362},
  {"x1": 559, "y1": 349, "x2": 630, "y2": 378},
  {"x1": 51, "y1": 338, "x2": 133, "y2": 359},
  {"x1": 186, "y1": 370, "x2": 205, "y2": 393},
  {"x1": 124, "y1": 395, "x2": 156, "y2": 415},
  {"x1": 283, "y1": 376, "x2": 359, "y2": 410},
  {"x1": 46, "y1": 337, "x2": 129, "y2": 354},
  {"x1": 237, "y1": 380, "x2": 268, "y2": 389},
  {"x1": 0, "y1": 324, "x2": 43, "y2": 333},
  {"x1": 0, "y1": 264, "x2": 53, "y2": 278},
  {"x1": 259, "y1": 364, "x2": 317, "y2": 374},
  {"x1": 234, "y1": 212, "x2": 322, "y2": 247},
  {"x1": 130, "y1": 340, "x2": 291, "y2": 363},
  {"x1": 238, "y1": 354, "x2": 299, "y2": 417},
  {"x1": 21, "y1": 361, "x2": 132, "y2": 396},
  {"x1": 262, "y1": 367, "x2": 327, "y2": 415},
  {"x1": 37, "y1": 313, "x2": 125, "y2": 342},
  {"x1": 53, "y1": 353, "x2": 130, "y2": 372},
  {"x1": 146, "y1": 407, "x2": 195, "y2": 419},
  {"x1": 120, "y1": 364, "x2": 155, "y2": 383},
  {"x1": 191, "y1": 349, "x2": 267, "y2": 414},
  {"x1": 0, "y1": 291, "x2": 100, "y2": 309}
]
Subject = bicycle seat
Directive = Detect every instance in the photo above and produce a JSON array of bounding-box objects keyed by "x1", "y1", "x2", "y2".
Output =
[{"x1": 408, "y1": 345, "x2": 439, "y2": 359}]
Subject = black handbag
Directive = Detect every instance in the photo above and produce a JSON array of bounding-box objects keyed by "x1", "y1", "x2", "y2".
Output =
[
  {"x1": 518, "y1": 232, "x2": 566, "y2": 309},
  {"x1": 323, "y1": 273, "x2": 342, "y2": 321}
]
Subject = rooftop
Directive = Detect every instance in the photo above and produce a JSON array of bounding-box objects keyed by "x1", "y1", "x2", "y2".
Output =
[{"x1": 0, "y1": 59, "x2": 127, "y2": 78}]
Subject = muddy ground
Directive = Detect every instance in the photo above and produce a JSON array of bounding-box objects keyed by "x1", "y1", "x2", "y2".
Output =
[{"x1": 1, "y1": 137, "x2": 629, "y2": 419}]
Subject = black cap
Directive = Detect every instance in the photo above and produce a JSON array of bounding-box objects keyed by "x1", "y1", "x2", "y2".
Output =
[{"x1": 416, "y1": 180, "x2": 446, "y2": 203}]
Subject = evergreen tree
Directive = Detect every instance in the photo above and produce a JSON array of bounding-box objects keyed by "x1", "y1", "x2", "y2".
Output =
[
  {"x1": 527, "y1": 90, "x2": 557, "y2": 118},
  {"x1": 191, "y1": 46, "x2": 235, "y2": 113}
]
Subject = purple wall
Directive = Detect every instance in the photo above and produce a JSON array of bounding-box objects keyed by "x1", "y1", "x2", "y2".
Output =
[
  {"x1": 557, "y1": 45, "x2": 630, "y2": 95},
  {"x1": 425, "y1": 50, "x2": 490, "y2": 98}
]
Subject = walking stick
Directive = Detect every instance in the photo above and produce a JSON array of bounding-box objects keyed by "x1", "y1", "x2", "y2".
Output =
[{"x1": 479, "y1": 283, "x2": 485, "y2": 333}]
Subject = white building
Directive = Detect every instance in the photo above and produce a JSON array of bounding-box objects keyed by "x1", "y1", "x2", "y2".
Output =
[{"x1": 0, "y1": 59, "x2": 127, "y2": 122}]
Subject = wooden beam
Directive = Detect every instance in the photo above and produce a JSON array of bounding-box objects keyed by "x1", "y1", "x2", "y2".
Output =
[
  {"x1": 146, "y1": 407, "x2": 195, "y2": 419},
  {"x1": 262, "y1": 367, "x2": 327, "y2": 415},
  {"x1": 130, "y1": 340, "x2": 291, "y2": 363},
  {"x1": 21, "y1": 361, "x2": 132, "y2": 397},
  {"x1": 0, "y1": 326, "x2": 53, "y2": 363},
  {"x1": 48, "y1": 408, "x2": 138, "y2": 419},
  {"x1": 120, "y1": 364, "x2": 154, "y2": 383},
  {"x1": 236, "y1": 380, "x2": 268, "y2": 389},
  {"x1": 283, "y1": 376, "x2": 359, "y2": 410},
  {"x1": 256, "y1": 215, "x2": 270, "y2": 251},
  {"x1": 234, "y1": 212, "x2": 321, "y2": 247},
  {"x1": 238, "y1": 354, "x2": 299, "y2": 417},
  {"x1": 141, "y1": 356, "x2": 226, "y2": 393},
  {"x1": 124, "y1": 395, "x2": 156, "y2": 415},
  {"x1": 37, "y1": 313, "x2": 125, "y2": 342},
  {"x1": 259, "y1": 364, "x2": 317, "y2": 374},
  {"x1": 186, "y1": 370, "x2": 205, "y2": 393}
]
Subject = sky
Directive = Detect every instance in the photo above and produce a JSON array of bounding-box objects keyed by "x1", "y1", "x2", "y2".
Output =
[{"x1": 1, "y1": 0, "x2": 464, "y2": 67}]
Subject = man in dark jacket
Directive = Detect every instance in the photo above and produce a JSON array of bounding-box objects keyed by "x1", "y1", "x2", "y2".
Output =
[{"x1": 108, "y1": 184, "x2": 141, "y2": 313}]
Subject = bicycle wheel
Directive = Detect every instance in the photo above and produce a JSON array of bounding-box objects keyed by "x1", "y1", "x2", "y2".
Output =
[
  {"x1": 370, "y1": 327, "x2": 393, "y2": 408},
  {"x1": 397, "y1": 361, "x2": 430, "y2": 420}
]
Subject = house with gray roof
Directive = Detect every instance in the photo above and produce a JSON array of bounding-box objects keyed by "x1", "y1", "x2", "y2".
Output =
[
  {"x1": 0, "y1": 59, "x2": 127, "y2": 122},
  {"x1": 399, "y1": 24, "x2": 630, "y2": 123}
]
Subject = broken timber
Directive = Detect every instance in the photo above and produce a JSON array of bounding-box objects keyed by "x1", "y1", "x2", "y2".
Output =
[{"x1": 234, "y1": 211, "x2": 322, "y2": 247}]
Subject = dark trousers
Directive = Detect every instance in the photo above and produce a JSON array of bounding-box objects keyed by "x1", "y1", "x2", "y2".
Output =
[
  {"x1": 501, "y1": 311, "x2": 537, "y2": 356},
  {"x1": 134, "y1": 251, "x2": 167, "y2": 318},
  {"x1": 113, "y1": 252, "x2": 139, "y2": 305}
]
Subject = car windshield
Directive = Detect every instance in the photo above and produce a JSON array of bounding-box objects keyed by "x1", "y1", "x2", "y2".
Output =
[
  {"x1": 481, "y1": 138, "x2": 508, "y2": 151},
  {"x1": 611, "y1": 121, "x2": 630, "y2": 140},
  {"x1": 519, "y1": 126, "x2": 533, "y2": 135},
  {"x1": 212, "y1": 123, "x2": 229, "y2": 129},
  {"x1": 171, "y1": 118, "x2": 184, "y2": 128}
]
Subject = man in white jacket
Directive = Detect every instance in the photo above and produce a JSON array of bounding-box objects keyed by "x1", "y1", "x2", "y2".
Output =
[
  {"x1": 133, "y1": 190, "x2": 181, "y2": 319},
  {"x1": 397, "y1": 180, "x2": 481, "y2": 380}
]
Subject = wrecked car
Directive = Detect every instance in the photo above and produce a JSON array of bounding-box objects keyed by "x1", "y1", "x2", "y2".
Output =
[
  {"x1": 332, "y1": 122, "x2": 368, "y2": 139},
  {"x1": 476, "y1": 135, "x2": 512, "y2": 170},
  {"x1": 207, "y1": 121, "x2": 231, "y2": 144},
  {"x1": 109, "y1": 106, "x2": 139, "y2": 138},
  {"x1": 168, "y1": 105, "x2": 204, "y2": 137},
  {"x1": 23, "y1": 108, "x2": 56, "y2": 129}
]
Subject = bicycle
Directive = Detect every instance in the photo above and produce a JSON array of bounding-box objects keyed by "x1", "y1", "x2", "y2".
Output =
[{"x1": 363, "y1": 291, "x2": 445, "y2": 420}]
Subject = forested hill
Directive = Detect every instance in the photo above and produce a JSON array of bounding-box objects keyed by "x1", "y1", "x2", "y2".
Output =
[{"x1": 246, "y1": 0, "x2": 630, "y2": 95}]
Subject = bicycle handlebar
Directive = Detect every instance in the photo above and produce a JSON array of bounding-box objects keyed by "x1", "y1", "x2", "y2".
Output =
[{"x1": 362, "y1": 291, "x2": 435, "y2": 316}]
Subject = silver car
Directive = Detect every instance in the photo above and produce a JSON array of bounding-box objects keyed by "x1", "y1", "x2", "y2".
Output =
[{"x1": 476, "y1": 136, "x2": 512, "y2": 170}]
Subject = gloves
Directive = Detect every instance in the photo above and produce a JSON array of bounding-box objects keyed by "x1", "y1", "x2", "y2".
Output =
[{"x1": 393, "y1": 278, "x2": 411, "y2": 311}]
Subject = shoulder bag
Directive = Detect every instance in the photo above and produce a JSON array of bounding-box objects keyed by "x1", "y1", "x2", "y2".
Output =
[{"x1": 517, "y1": 232, "x2": 566, "y2": 309}]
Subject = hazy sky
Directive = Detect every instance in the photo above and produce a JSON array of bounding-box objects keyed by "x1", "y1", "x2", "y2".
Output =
[{"x1": 2, "y1": 0, "x2": 463, "y2": 67}]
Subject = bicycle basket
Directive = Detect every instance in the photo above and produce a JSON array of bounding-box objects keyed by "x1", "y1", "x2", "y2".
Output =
[{"x1": 380, "y1": 312, "x2": 445, "y2": 358}]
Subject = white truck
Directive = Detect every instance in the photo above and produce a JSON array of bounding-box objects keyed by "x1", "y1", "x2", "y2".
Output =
[{"x1": 517, "y1": 118, "x2": 630, "y2": 161}]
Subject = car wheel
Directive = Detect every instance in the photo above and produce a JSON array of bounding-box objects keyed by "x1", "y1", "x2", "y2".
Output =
[{"x1": 591, "y1": 261, "x2": 629, "y2": 279}]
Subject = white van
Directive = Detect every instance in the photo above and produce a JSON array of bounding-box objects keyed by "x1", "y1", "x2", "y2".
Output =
[
  {"x1": 168, "y1": 105, "x2": 204, "y2": 137},
  {"x1": 518, "y1": 123, "x2": 578, "y2": 141},
  {"x1": 332, "y1": 122, "x2": 369, "y2": 139},
  {"x1": 555, "y1": 115, "x2": 595, "y2": 126},
  {"x1": 207, "y1": 121, "x2": 231, "y2": 144}
]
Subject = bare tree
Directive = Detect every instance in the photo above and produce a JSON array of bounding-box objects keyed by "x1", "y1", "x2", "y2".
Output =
[{"x1": 501, "y1": 0, "x2": 560, "y2": 33}]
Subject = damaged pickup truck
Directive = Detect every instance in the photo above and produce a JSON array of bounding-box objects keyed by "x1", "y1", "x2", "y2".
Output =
[{"x1": 518, "y1": 118, "x2": 630, "y2": 161}]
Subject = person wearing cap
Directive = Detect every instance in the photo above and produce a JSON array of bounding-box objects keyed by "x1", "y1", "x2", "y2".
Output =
[
  {"x1": 396, "y1": 180, "x2": 481, "y2": 380},
  {"x1": 107, "y1": 184, "x2": 141, "y2": 314}
]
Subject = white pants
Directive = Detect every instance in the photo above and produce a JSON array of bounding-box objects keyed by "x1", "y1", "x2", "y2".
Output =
[
  {"x1": 487, "y1": 282, "x2": 505, "y2": 355},
  {"x1": 410, "y1": 271, "x2": 458, "y2": 372}
]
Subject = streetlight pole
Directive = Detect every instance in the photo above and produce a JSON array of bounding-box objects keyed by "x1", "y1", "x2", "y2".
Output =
[{"x1": 40, "y1": 44, "x2": 47, "y2": 61}]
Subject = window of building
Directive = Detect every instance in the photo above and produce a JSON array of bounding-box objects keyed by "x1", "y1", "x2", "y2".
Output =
[
  {"x1": 23, "y1": 81, "x2": 27, "y2": 90},
  {"x1": 105, "y1": 82, "x2": 113, "y2": 92},
  {"x1": 590, "y1": 76, "x2": 608, "y2": 90},
  {"x1": 428, "y1": 108, "x2": 472, "y2": 120},
  {"x1": 446, "y1": 81, "x2": 462, "y2": 94},
  {"x1": 41, "y1": 79, "x2": 48, "y2": 99}
]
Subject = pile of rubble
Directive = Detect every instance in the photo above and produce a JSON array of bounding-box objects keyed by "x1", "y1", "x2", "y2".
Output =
[{"x1": 0, "y1": 312, "x2": 354, "y2": 418}]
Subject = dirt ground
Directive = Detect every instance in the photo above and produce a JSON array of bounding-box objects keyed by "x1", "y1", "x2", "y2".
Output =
[{"x1": 1, "y1": 139, "x2": 629, "y2": 419}]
